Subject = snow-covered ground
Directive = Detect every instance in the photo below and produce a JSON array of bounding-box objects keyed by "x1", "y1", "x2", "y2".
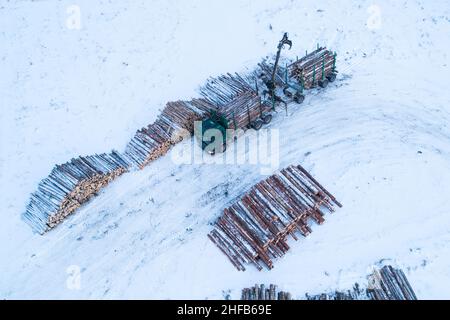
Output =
[{"x1": 1, "y1": 0, "x2": 449, "y2": 299}]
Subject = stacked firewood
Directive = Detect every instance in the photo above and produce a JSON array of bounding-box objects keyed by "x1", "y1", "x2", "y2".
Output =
[
  {"x1": 241, "y1": 284, "x2": 292, "y2": 300},
  {"x1": 208, "y1": 164, "x2": 342, "y2": 271},
  {"x1": 124, "y1": 99, "x2": 212, "y2": 168},
  {"x1": 22, "y1": 151, "x2": 130, "y2": 234},
  {"x1": 200, "y1": 72, "x2": 256, "y2": 107},
  {"x1": 306, "y1": 266, "x2": 417, "y2": 300},
  {"x1": 288, "y1": 47, "x2": 336, "y2": 89}
]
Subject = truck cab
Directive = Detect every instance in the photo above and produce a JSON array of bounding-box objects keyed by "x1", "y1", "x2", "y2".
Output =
[{"x1": 194, "y1": 114, "x2": 228, "y2": 154}]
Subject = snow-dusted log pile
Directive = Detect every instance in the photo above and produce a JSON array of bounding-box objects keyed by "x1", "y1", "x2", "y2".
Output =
[
  {"x1": 288, "y1": 47, "x2": 337, "y2": 88},
  {"x1": 208, "y1": 164, "x2": 342, "y2": 271},
  {"x1": 367, "y1": 265, "x2": 417, "y2": 300},
  {"x1": 200, "y1": 73, "x2": 256, "y2": 106},
  {"x1": 306, "y1": 266, "x2": 417, "y2": 300},
  {"x1": 241, "y1": 284, "x2": 292, "y2": 300},
  {"x1": 211, "y1": 91, "x2": 272, "y2": 130},
  {"x1": 22, "y1": 151, "x2": 130, "y2": 234},
  {"x1": 123, "y1": 99, "x2": 212, "y2": 169}
]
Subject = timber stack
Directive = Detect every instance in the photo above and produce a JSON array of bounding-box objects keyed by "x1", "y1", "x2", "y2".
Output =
[
  {"x1": 200, "y1": 73, "x2": 256, "y2": 107},
  {"x1": 288, "y1": 47, "x2": 337, "y2": 89},
  {"x1": 210, "y1": 90, "x2": 271, "y2": 130},
  {"x1": 22, "y1": 151, "x2": 130, "y2": 234},
  {"x1": 241, "y1": 284, "x2": 292, "y2": 300},
  {"x1": 123, "y1": 99, "x2": 211, "y2": 169},
  {"x1": 306, "y1": 266, "x2": 417, "y2": 300},
  {"x1": 367, "y1": 265, "x2": 417, "y2": 300},
  {"x1": 208, "y1": 164, "x2": 342, "y2": 271}
]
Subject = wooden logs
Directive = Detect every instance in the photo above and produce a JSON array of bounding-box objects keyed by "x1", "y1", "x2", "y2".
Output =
[
  {"x1": 123, "y1": 99, "x2": 212, "y2": 168},
  {"x1": 288, "y1": 47, "x2": 336, "y2": 89},
  {"x1": 241, "y1": 284, "x2": 292, "y2": 300},
  {"x1": 367, "y1": 265, "x2": 417, "y2": 300},
  {"x1": 200, "y1": 73, "x2": 256, "y2": 107},
  {"x1": 208, "y1": 164, "x2": 342, "y2": 271},
  {"x1": 306, "y1": 266, "x2": 417, "y2": 300},
  {"x1": 207, "y1": 90, "x2": 272, "y2": 130},
  {"x1": 22, "y1": 151, "x2": 131, "y2": 234}
]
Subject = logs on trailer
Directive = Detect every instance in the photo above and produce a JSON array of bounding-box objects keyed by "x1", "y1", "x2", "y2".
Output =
[
  {"x1": 306, "y1": 266, "x2": 417, "y2": 300},
  {"x1": 22, "y1": 151, "x2": 130, "y2": 234},
  {"x1": 288, "y1": 47, "x2": 336, "y2": 89},
  {"x1": 208, "y1": 164, "x2": 342, "y2": 271},
  {"x1": 200, "y1": 72, "x2": 256, "y2": 107},
  {"x1": 123, "y1": 99, "x2": 212, "y2": 168},
  {"x1": 241, "y1": 284, "x2": 292, "y2": 300},
  {"x1": 208, "y1": 90, "x2": 272, "y2": 130}
]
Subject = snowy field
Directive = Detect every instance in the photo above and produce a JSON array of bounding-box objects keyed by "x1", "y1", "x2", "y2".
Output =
[{"x1": 1, "y1": 0, "x2": 449, "y2": 299}]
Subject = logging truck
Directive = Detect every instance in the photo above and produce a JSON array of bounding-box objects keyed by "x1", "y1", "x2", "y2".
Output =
[{"x1": 195, "y1": 34, "x2": 338, "y2": 154}]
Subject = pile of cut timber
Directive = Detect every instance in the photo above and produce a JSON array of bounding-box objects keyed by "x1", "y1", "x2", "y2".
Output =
[
  {"x1": 208, "y1": 164, "x2": 342, "y2": 271},
  {"x1": 211, "y1": 91, "x2": 272, "y2": 130},
  {"x1": 367, "y1": 265, "x2": 417, "y2": 300},
  {"x1": 288, "y1": 47, "x2": 336, "y2": 89},
  {"x1": 241, "y1": 284, "x2": 292, "y2": 300},
  {"x1": 200, "y1": 73, "x2": 256, "y2": 106},
  {"x1": 124, "y1": 99, "x2": 211, "y2": 168},
  {"x1": 306, "y1": 266, "x2": 417, "y2": 300},
  {"x1": 22, "y1": 151, "x2": 130, "y2": 234}
]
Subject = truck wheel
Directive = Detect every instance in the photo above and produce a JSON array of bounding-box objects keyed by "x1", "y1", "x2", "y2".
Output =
[
  {"x1": 294, "y1": 94, "x2": 305, "y2": 104},
  {"x1": 262, "y1": 114, "x2": 272, "y2": 124},
  {"x1": 318, "y1": 79, "x2": 329, "y2": 88},
  {"x1": 283, "y1": 87, "x2": 292, "y2": 98},
  {"x1": 327, "y1": 73, "x2": 337, "y2": 82},
  {"x1": 251, "y1": 119, "x2": 263, "y2": 130}
]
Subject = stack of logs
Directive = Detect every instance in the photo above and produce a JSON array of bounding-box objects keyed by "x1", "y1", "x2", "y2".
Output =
[
  {"x1": 22, "y1": 151, "x2": 130, "y2": 234},
  {"x1": 214, "y1": 91, "x2": 272, "y2": 130},
  {"x1": 123, "y1": 99, "x2": 212, "y2": 169},
  {"x1": 241, "y1": 284, "x2": 292, "y2": 300},
  {"x1": 288, "y1": 47, "x2": 336, "y2": 89},
  {"x1": 200, "y1": 72, "x2": 256, "y2": 107},
  {"x1": 208, "y1": 164, "x2": 342, "y2": 271},
  {"x1": 306, "y1": 266, "x2": 417, "y2": 300},
  {"x1": 367, "y1": 265, "x2": 417, "y2": 300}
]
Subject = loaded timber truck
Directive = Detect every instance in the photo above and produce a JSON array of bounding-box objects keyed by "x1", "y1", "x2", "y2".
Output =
[
  {"x1": 196, "y1": 33, "x2": 338, "y2": 154},
  {"x1": 194, "y1": 90, "x2": 273, "y2": 154}
]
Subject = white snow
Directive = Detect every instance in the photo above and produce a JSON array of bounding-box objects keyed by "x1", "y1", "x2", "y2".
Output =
[{"x1": 1, "y1": 0, "x2": 449, "y2": 299}]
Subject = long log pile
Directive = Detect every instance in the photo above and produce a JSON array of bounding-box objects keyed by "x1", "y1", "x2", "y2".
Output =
[
  {"x1": 306, "y1": 266, "x2": 417, "y2": 300},
  {"x1": 241, "y1": 284, "x2": 292, "y2": 300},
  {"x1": 208, "y1": 164, "x2": 342, "y2": 271},
  {"x1": 288, "y1": 47, "x2": 336, "y2": 89},
  {"x1": 123, "y1": 99, "x2": 212, "y2": 168},
  {"x1": 22, "y1": 151, "x2": 130, "y2": 234}
]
